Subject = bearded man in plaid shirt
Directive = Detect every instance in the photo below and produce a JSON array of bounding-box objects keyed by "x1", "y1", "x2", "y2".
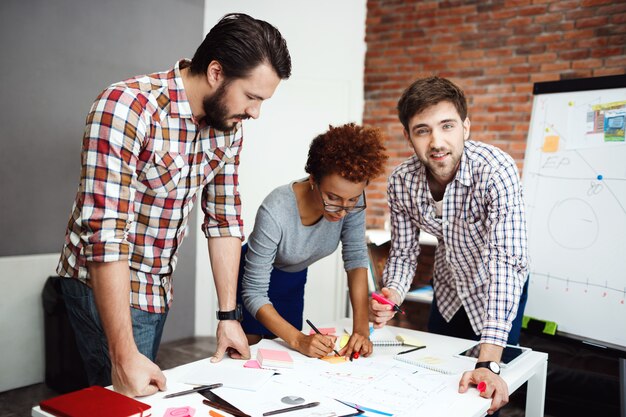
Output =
[{"x1": 56, "y1": 13, "x2": 291, "y2": 397}]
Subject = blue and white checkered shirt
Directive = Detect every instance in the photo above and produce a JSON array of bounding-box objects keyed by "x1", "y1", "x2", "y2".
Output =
[{"x1": 383, "y1": 140, "x2": 529, "y2": 347}]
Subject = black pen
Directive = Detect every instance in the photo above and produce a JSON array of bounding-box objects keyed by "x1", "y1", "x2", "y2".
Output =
[
  {"x1": 164, "y1": 383, "x2": 223, "y2": 398},
  {"x1": 263, "y1": 401, "x2": 320, "y2": 416},
  {"x1": 306, "y1": 319, "x2": 341, "y2": 357},
  {"x1": 397, "y1": 345, "x2": 426, "y2": 355}
]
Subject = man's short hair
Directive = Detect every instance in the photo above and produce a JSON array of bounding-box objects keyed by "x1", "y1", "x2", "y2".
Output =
[
  {"x1": 190, "y1": 13, "x2": 291, "y2": 80},
  {"x1": 397, "y1": 76, "x2": 468, "y2": 131}
]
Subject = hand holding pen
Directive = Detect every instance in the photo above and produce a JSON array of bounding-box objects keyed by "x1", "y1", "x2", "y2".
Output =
[
  {"x1": 370, "y1": 288, "x2": 404, "y2": 329},
  {"x1": 305, "y1": 319, "x2": 341, "y2": 358},
  {"x1": 372, "y1": 292, "x2": 405, "y2": 315},
  {"x1": 339, "y1": 326, "x2": 373, "y2": 360}
]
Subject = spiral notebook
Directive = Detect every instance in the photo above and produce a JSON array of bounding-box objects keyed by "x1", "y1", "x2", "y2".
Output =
[
  {"x1": 393, "y1": 351, "x2": 472, "y2": 375},
  {"x1": 344, "y1": 325, "x2": 403, "y2": 346}
]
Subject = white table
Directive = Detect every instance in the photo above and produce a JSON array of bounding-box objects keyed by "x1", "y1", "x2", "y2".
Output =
[{"x1": 33, "y1": 320, "x2": 547, "y2": 417}]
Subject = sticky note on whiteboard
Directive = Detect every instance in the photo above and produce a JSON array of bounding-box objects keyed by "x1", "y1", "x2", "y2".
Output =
[{"x1": 542, "y1": 135, "x2": 560, "y2": 152}]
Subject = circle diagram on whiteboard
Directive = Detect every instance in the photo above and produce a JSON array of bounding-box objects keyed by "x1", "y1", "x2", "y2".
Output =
[{"x1": 548, "y1": 198, "x2": 599, "y2": 249}]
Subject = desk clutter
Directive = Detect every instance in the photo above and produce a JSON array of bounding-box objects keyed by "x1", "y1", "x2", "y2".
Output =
[
  {"x1": 36, "y1": 323, "x2": 540, "y2": 417},
  {"x1": 181, "y1": 337, "x2": 460, "y2": 417}
]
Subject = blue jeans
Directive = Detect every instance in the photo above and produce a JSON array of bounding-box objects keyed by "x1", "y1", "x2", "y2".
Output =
[
  {"x1": 428, "y1": 278, "x2": 529, "y2": 345},
  {"x1": 59, "y1": 278, "x2": 168, "y2": 387}
]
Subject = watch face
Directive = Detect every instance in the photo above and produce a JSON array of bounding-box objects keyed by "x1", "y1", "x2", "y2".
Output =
[{"x1": 489, "y1": 362, "x2": 501, "y2": 374}]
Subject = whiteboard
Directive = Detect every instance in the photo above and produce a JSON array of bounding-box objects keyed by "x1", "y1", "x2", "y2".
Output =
[{"x1": 521, "y1": 75, "x2": 626, "y2": 351}]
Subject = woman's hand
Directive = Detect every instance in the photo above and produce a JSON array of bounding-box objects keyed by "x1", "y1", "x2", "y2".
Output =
[
  {"x1": 293, "y1": 333, "x2": 338, "y2": 358},
  {"x1": 339, "y1": 330, "x2": 373, "y2": 358}
]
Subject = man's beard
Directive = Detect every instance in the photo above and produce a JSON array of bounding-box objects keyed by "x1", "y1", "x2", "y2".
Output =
[{"x1": 202, "y1": 81, "x2": 248, "y2": 131}]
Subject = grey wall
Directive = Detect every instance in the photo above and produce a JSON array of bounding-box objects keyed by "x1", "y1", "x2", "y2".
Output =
[{"x1": 0, "y1": 0, "x2": 205, "y2": 342}]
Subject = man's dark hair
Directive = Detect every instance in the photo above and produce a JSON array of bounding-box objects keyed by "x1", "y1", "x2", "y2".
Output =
[
  {"x1": 190, "y1": 13, "x2": 291, "y2": 80},
  {"x1": 397, "y1": 76, "x2": 468, "y2": 131}
]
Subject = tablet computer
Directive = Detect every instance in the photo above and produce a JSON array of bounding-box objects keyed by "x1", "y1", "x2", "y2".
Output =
[{"x1": 454, "y1": 344, "x2": 531, "y2": 368}]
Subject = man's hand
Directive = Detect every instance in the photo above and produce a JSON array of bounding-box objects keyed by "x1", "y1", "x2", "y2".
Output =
[
  {"x1": 369, "y1": 287, "x2": 401, "y2": 329},
  {"x1": 293, "y1": 333, "x2": 337, "y2": 358},
  {"x1": 459, "y1": 368, "x2": 509, "y2": 415},
  {"x1": 111, "y1": 350, "x2": 166, "y2": 397},
  {"x1": 211, "y1": 320, "x2": 250, "y2": 362}
]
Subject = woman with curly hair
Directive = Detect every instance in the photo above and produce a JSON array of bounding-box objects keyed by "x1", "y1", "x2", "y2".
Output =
[{"x1": 237, "y1": 123, "x2": 388, "y2": 359}]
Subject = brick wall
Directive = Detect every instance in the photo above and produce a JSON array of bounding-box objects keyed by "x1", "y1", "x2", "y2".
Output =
[{"x1": 363, "y1": 0, "x2": 626, "y2": 229}]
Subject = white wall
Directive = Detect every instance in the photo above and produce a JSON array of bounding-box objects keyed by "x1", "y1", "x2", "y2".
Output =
[
  {"x1": 195, "y1": 1, "x2": 367, "y2": 335},
  {"x1": 0, "y1": 255, "x2": 59, "y2": 392}
]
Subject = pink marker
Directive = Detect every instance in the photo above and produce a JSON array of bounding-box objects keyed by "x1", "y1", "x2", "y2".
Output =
[
  {"x1": 372, "y1": 293, "x2": 405, "y2": 315},
  {"x1": 477, "y1": 381, "x2": 487, "y2": 393}
]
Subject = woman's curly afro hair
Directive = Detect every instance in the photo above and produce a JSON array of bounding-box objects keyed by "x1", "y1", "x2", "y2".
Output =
[{"x1": 304, "y1": 123, "x2": 388, "y2": 184}]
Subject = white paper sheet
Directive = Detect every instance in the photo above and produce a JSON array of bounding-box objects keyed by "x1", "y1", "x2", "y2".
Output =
[
  {"x1": 182, "y1": 359, "x2": 275, "y2": 391},
  {"x1": 213, "y1": 376, "x2": 357, "y2": 417}
]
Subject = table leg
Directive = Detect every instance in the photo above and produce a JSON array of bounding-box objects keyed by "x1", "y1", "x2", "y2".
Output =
[
  {"x1": 619, "y1": 358, "x2": 626, "y2": 417},
  {"x1": 525, "y1": 359, "x2": 547, "y2": 417}
]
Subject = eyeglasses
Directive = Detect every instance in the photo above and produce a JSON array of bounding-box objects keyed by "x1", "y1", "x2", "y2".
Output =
[{"x1": 317, "y1": 185, "x2": 367, "y2": 214}]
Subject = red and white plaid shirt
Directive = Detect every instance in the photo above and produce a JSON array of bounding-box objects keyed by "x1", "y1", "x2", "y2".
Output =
[
  {"x1": 383, "y1": 141, "x2": 528, "y2": 347},
  {"x1": 57, "y1": 60, "x2": 244, "y2": 313}
]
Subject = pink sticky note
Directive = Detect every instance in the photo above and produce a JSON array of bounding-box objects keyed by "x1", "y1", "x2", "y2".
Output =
[
  {"x1": 244, "y1": 359, "x2": 261, "y2": 369},
  {"x1": 164, "y1": 406, "x2": 196, "y2": 417},
  {"x1": 257, "y1": 349, "x2": 293, "y2": 369},
  {"x1": 308, "y1": 327, "x2": 336, "y2": 335}
]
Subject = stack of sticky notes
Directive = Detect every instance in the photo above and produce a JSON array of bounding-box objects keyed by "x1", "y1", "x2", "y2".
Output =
[{"x1": 256, "y1": 348, "x2": 294, "y2": 369}]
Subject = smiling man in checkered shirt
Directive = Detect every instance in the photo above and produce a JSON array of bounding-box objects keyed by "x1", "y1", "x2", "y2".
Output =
[
  {"x1": 56, "y1": 13, "x2": 291, "y2": 397},
  {"x1": 370, "y1": 77, "x2": 529, "y2": 415}
]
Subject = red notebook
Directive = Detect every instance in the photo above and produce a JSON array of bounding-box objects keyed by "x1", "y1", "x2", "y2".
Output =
[{"x1": 40, "y1": 386, "x2": 151, "y2": 417}]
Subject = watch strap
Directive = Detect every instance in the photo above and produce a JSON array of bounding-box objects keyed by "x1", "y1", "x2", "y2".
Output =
[
  {"x1": 216, "y1": 304, "x2": 243, "y2": 321},
  {"x1": 475, "y1": 360, "x2": 501, "y2": 375}
]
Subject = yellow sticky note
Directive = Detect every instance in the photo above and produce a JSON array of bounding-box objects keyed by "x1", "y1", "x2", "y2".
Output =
[
  {"x1": 396, "y1": 333, "x2": 425, "y2": 347},
  {"x1": 339, "y1": 334, "x2": 350, "y2": 349},
  {"x1": 321, "y1": 355, "x2": 347, "y2": 364},
  {"x1": 542, "y1": 135, "x2": 559, "y2": 153},
  {"x1": 420, "y1": 356, "x2": 444, "y2": 364}
]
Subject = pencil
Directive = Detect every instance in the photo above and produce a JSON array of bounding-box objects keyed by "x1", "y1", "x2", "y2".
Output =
[{"x1": 306, "y1": 319, "x2": 341, "y2": 357}]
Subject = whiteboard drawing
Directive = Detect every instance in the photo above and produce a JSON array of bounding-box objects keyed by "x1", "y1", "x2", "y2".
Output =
[{"x1": 522, "y1": 84, "x2": 626, "y2": 350}]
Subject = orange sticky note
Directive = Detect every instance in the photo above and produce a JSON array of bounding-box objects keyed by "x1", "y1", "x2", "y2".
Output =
[
  {"x1": 321, "y1": 355, "x2": 347, "y2": 364},
  {"x1": 542, "y1": 135, "x2": 559, "y2": 153}
]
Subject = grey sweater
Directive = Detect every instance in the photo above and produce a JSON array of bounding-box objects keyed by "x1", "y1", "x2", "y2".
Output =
[{"x1": 241, "y1": 181, "x2": 369, "y2": 317}]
